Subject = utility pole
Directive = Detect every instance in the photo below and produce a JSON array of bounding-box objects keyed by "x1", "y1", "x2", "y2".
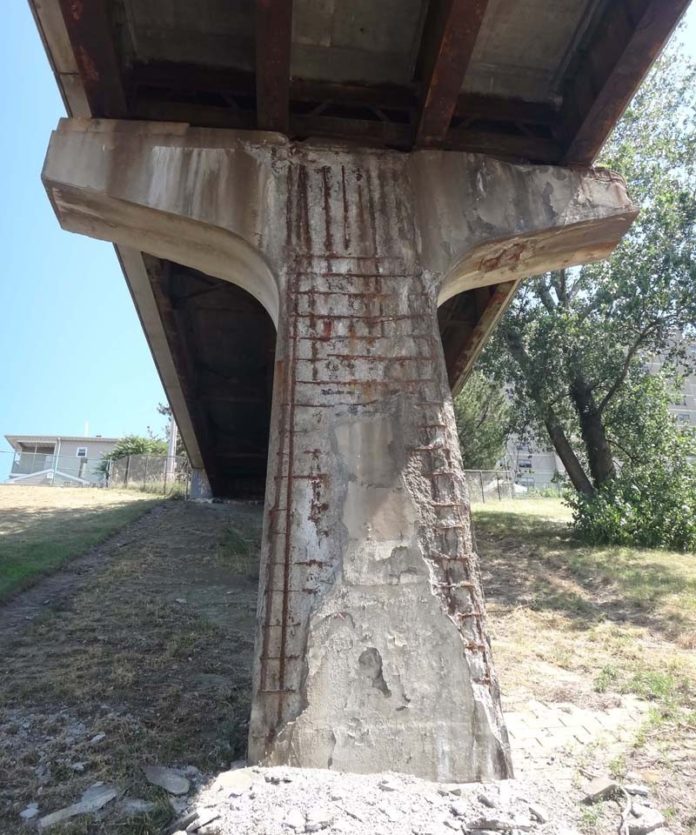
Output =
[{"x1": 165, "y1": 414, "x2": 178, "y2": 486}]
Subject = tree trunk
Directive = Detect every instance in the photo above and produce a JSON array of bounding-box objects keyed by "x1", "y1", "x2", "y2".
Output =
[
  {"x1": 543, "y1": 412, "x2": 595, "y2": 498},
  {"x1": 569, "y1": 377, "x2": 616, "y2": 488},
  {"x1": 503, "y1": 328, "x2": 595, "y2": 498}
]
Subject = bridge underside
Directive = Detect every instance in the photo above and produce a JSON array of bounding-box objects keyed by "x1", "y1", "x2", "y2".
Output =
[
  {"x1": 143, "y1": 256, "x2": 511, "y2": 499},
  {"x1": 143, "y1": 258, "x2": 276, "y2": 498}
]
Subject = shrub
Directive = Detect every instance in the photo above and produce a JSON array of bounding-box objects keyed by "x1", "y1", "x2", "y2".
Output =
[{"x1": 568, "y1": 448, "x2": 696, "y2": 552}]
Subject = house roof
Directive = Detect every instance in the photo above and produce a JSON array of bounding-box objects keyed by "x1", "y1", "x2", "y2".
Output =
[{"x1": 5, "y1": 435, "x2": 120, "y2": 451}]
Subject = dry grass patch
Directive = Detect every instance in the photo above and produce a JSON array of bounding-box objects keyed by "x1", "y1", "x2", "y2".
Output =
[
  {"x1": 0, "y1": 500, "x2": 262, "y2": 834},
  {"x1": 475, "y1": 498, "x2": 696, "y2": 833},
  {"x1": 0, "y1": 486, "x2": 161, "y2": 600}
]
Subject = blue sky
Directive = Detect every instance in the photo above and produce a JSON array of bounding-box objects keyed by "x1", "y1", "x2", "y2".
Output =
[{"x1": 1, "y1": 5, "x2": 695, "y2": 479}]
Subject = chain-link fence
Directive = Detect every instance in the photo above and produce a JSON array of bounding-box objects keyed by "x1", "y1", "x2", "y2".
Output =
[
  {"x1": 2, "y1": 448, "x2": 561, "y2": 502},
  {"x1": 106, "y1": 454, "x2": 190, "y2": 495},
  {"x1": 463, "y1": 469, "x2": 564, "y2": 502},
  {"x1": 1, "y1": 449, "x2": 190, "y2": 496}
]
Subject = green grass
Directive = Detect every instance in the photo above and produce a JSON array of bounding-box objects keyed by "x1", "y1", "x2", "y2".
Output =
[
  {"x1": 218, "y1": 520, "x2": 259, "y2": 578},
  {"x1": 474, "y1": 498, "x2": 696, "y2": 625},
  {"x1": 473, "y1": 498, "x2": 696, "y2": 787},
  {"x1": 0, "y1": 488, "x2": 161, "y2": 601}
]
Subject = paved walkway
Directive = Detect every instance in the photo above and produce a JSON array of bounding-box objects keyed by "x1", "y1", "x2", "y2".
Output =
[{"x1": 506, "y1": 696, "x2": 649, "y2": 783}]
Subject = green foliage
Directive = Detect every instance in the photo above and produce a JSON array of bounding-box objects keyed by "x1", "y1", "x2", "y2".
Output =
[
  {"x1": 482, "y1": 42, "x2": 696, "y2": 547},
  {"x1": 103, "y1": 435, "x2": 168, "y2": 462},
  {"x1": 97, "y1": 435, "x2": 168, "y2": 475},
  {"x1": 453, "y1": 371, "x2": 510, "y2": 469},
  {"x1": 568, "y1": 455, "x2": 696, "y2": 553},
  {"x1": 568, "y1": 378, "x2": 696, "y2": 551}
]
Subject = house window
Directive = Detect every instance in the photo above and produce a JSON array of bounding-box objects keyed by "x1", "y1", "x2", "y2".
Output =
[{"x1": 76, "y1": 447, "x2": 88, "y2": 458}]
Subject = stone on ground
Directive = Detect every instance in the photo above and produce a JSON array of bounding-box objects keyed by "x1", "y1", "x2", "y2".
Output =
[
  {"x1": 37, "y1": 783, "x2": 117, "y2": 830},
  {"x1": 143, "y1": 764, "x2": 190, "y2": 795}
]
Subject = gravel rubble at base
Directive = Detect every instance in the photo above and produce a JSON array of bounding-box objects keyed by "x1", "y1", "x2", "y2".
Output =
[{"x1": 177, "y1": 766, "x2": 581, "y2": 835}]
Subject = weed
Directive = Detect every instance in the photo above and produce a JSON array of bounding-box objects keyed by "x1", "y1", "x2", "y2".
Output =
[
  {"x1": 594, "y1": 665, "x2": 619, "y2": 693},
  {"x1": 579, "y1": 805, "x2": 602, "y2": 832},
  {"x1": 608, "y1": 753, "x2": 626, "y2": 779},
  {"x1": 219, "y1": 523, "x2": 259, "y2": 578}
]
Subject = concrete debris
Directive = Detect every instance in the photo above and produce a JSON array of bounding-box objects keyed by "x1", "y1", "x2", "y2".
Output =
[
  {"x1": 37, "y1": 784, "x2": 117, "y2": 830},
  {"x1": 582, "y1": 775, "x2": 618, "y2": 803},
  {"x1": 117, "y1": 798, "x2": 157, "y2": 816},
  {"x1": 451, "y1": 800, "x2": 470, "y2": 817},
  {"x1": 143, "y1": 764, "x2": 191, "y2": 795},
  {"x1": 168, "y1": 810, "x2": 198, "y2": 832},
  {"x1": 625, "y1": 784, "x2": 650, "y2": 797},
  {"x1": 19, "y1": 802, "x2": 39, "y2": 820},
  {"x1": 265, "y1": 771, "x2": 293, "y2": 784},
  {"x1": 35, "y1": 763, "x2": 51, "y2": 784},
  {"x1": 628, "y1": 805, "x2": 666, "y2": 835},
  {"x1": 467, "y1": 818, "x2": 525, "y2": 831},
  {"x1": 212, "y1": 767, "x2": 256, "y2": 795},
  {"x1": 305, "y1": 806, "x2": 334, "y2": 831},
  {"x1": 169, "y1": 795, "x2": 189, "y2": 815},
  {"x1": 189, "y1": 766, "x2": 584, "y2": 834},
  {"x1": 284, "y1": 807, "x2": 305, "y2": 829},
  {"x1": 189, "y1": 809, "x2": 221, "y2": 831},
  {"x1": 529, "y1": 804, "x2": 549, "y2": 823}
]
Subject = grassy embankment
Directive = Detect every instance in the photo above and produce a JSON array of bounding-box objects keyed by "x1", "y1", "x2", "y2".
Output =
[{"x1": 0, "y1": 486, "x2": 161, "y2": 601}]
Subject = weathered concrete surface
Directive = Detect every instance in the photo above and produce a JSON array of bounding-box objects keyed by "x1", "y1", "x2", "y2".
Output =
[
  {"x1": 42, "y1": 120, "x2": 636, "y2": 781},
  {"x1": 190, "y1": 468, "x2": 213, "y2": 500}
]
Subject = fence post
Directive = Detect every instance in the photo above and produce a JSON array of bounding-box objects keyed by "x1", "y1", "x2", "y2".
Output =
[
  {"x1": 143, "y1": 455, "x2": 149, "y2": 489},
  {"x1": 479, "y1": 470, "x2": 485, "y2": 503},
  {"x1": 496, "y1": 473, "x2": 502, "y2": 501},
  {"x1": 163, "y1": 457, "x2": 169, "y2": 495},
  {"x1": 124, "y1": 455, "x2": 131, "y2": 488}
]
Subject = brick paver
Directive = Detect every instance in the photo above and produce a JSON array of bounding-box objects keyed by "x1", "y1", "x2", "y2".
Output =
[{"x1": 505, "y1": 696, "x2": 649, "y2": 783}]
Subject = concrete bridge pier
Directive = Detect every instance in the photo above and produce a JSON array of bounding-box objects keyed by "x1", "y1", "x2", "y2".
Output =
[
  {"x1": 250, "y1": 155, "x2": 515, "y2": 782},
  {"x1": 43, "y1": 120, "x2": 637, "y2": 781}
]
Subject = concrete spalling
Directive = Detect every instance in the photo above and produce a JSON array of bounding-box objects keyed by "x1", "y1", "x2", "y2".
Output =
[{"x1": 43, "y1": 120, "x2": 636, "y2": 781}]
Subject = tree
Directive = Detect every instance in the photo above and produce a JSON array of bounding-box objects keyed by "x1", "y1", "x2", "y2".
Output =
[
  {"x1": 453, "y1": 371, "x2": 510, "y2": 469},
  {"x1": 97, "y1": 434, "x2": 168, "y2": 475},
  {"x1": 481, "y1": 44, "x2": 696, "y2": 548}
]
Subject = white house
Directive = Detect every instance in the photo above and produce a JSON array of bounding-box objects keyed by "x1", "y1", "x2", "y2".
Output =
[{"x1": 4, "y1": 434, "x2": 119, "y2": 487}]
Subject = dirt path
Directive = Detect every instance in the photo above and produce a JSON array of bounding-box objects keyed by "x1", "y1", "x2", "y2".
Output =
[
  {"x1": 1, "y1": 499, "x2": 686, "y2": 834},
  {"x1": 0, "y1": 504, "x2": 165, "y2": 645},
  {"x1": 0, "y1": 499, "x2": 263, "y2": 834}
]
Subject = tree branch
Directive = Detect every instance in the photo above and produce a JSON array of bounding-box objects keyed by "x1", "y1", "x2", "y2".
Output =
[
  {"x1": 535, "y1": 277, "x2": 557, "y2": 312},
  {"x1": 597, "y1": 321, "x2": 662, "y2": 414}
]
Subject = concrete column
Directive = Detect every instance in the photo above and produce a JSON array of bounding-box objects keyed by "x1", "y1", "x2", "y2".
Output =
[
  {"x1": 190, "y1": 467, "x2": 212, "y2": 500},
  {"x1": 42, "y1": 121, "x2": 637, "y2": 782},
  {"x1": 249, "y1": 153, "x2": 512, "y2": 781}
]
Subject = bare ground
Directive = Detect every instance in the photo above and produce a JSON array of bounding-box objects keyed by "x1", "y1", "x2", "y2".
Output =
[
  {"x1": 0, "y1": 498, "x2": 693, "y2": 834},
  {"x1": 0, "y1": 499, "x2": 262, "y2": 834}
]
